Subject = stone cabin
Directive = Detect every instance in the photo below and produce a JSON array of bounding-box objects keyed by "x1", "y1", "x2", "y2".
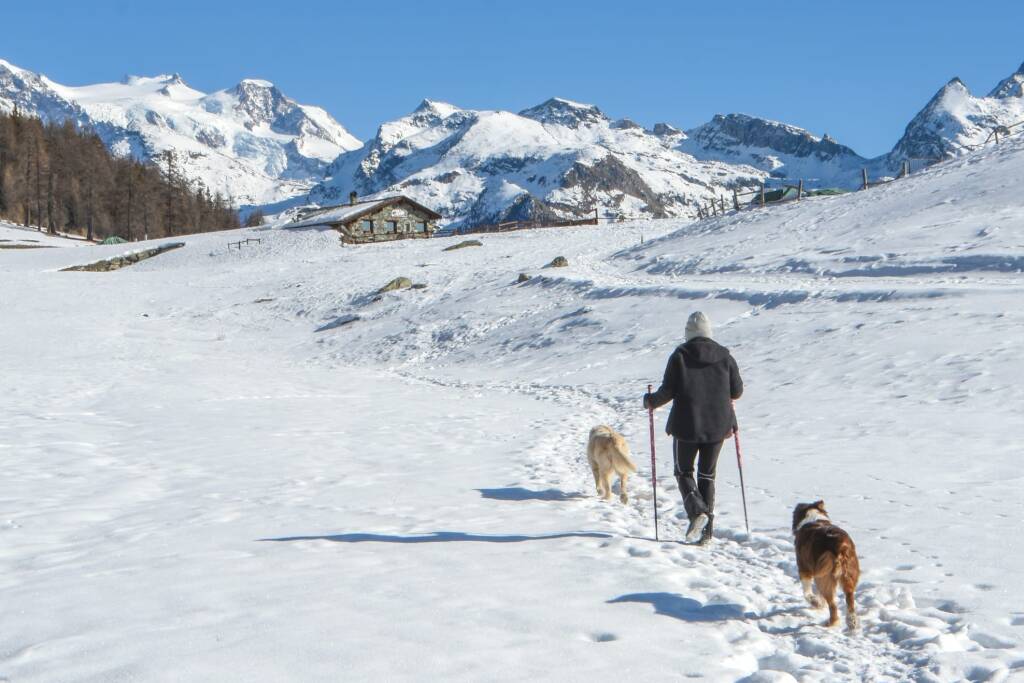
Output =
[{"x1": 285, "y1": 193, "x2": 441, "y2": 244}]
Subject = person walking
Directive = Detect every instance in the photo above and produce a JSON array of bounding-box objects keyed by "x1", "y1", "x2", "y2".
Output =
[{"x1": 643, "y1": 311, "x2": 743, "y2": 544}]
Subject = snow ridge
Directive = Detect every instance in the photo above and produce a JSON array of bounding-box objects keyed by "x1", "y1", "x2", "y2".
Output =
[{"x1": 681, "y1": 113, "x2": 873, "y2": 188}]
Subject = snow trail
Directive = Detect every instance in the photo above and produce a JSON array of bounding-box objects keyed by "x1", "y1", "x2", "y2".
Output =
[{"x1": 391, "y1": 370, "x2": 1008, "y2": 682}]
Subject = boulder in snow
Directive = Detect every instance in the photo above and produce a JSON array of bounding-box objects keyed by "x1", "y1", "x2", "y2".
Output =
[{"x1": 378, "y1": 277, "x2": 413, "y2": 293}]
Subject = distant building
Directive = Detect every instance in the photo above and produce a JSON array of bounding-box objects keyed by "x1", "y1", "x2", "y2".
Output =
[{"x1": 285, "y1": 192, "x2": 441, "y2": 244}]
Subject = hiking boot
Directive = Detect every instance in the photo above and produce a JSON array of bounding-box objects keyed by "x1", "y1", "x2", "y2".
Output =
[
  {"x1": 699, "y1": 515, "x2": 714, "y2": 545},
  {"x1": 685, "y1": 513, "x2": 709, "y2": 543}
]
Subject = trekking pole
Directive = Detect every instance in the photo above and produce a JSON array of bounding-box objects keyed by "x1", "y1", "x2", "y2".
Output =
[
  {"x1": 647, "y1": 384, "x2": 660, "y2": 541},
  {"x1": 733, "y1": 429, "x2": 751, "y2": 535}
]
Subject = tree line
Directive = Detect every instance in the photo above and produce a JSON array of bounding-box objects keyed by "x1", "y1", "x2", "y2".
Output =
[{"x1": 0, "y1": 109, "x2": 240, "y2": 241}]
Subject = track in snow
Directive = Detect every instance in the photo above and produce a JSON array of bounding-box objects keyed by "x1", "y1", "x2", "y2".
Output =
[{"x1": 396, "y1": 371, "x2": 1011, "y2": 682}]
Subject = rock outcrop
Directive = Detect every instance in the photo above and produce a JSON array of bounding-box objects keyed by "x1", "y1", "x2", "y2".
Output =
[{"x1": 61, "y1": 242, "x2": 185, "y2": 272}]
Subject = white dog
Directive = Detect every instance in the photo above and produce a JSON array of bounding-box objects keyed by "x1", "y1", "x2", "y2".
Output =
[{"x1": 587, "y1": 425, "x2": 638, "y2": 503}]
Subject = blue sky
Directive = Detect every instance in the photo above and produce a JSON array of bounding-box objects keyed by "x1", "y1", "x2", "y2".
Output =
[{"x1": 5, "y1": 0, "x2": 1024, "y2": 156}]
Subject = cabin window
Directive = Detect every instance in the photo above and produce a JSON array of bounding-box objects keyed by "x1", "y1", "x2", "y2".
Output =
[
  {"x1": 360, "y1": 219, "x2": 373, "y2": 232},
  {"x1": 385, "y1": 220, "x2": 397, "y2": 233},
  {"x1": 414, "y1": 221, "x2": 427, "y2": 233}
]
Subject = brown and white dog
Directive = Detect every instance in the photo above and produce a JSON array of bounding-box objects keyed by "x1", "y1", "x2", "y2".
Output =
[
  {"x1": 586, "y1": 426, "x2": 638, "y2": 503},
  {"x1": 792, "y1": 501, "x2": 861, "y2": 631}
]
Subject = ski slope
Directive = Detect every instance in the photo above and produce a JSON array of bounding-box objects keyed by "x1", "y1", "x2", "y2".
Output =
[{"x1": 2, "y1": 138, "x2": 1024, "y2": 682}]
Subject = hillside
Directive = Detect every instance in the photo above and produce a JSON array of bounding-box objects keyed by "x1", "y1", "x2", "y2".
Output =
[
  {"x1": 309, "y1": 98, "x2": 766, "y2": 228},
  {"x1": 2, "y1": 124, "x2": 1022, "y2": 680},
  {"x1": 679, "y1": 113, "x2": 876, "y2": 187},
  {"x1": 0, "y1": 59, "x2": 361, "y2": 206},
  {"x1": 888, "y1": 63, "x2": 1024, "y2": 162},
  {"x1": 0, "y1": 110, "x2": 240, "y2": 240}
]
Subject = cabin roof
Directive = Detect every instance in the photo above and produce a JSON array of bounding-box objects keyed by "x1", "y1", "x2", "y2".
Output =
[{"x1": 284, "y1": 196, "x2": 442, "y2": 229}]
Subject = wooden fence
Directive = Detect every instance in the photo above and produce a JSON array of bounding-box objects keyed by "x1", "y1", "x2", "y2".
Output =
[{"x1": 977, "y1": 119, "x2": 1024, "y2": 146}]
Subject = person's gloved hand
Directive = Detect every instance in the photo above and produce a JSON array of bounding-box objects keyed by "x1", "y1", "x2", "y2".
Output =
[{"x1": 642, "y1": 393, "x2": 652, "y2": 410}]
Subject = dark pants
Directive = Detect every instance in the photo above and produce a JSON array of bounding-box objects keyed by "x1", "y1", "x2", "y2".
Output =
[{"x1": 673, "y1": 439, "x2": 724, "y2": 521}]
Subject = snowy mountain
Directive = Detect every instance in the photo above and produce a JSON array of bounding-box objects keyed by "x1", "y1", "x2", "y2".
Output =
[
  {"x1": 888, "y1": 63, "x2": 1024, "y2": 163},
  {"x1": 676, "y1": 61, "x2": 1024, "y2": 188},
  {"x1": 6, "y1": 55, "x2": 1024, "y2": 223},
  {"x1": 0, "y1": 58, "x2": 361, "y2": 206},
  {"x1": 680, "y1": 113, "x2": 871, "y2": 187},
  {"x1": 309, "y1": 97, "x2": 766, "y2": 228}
]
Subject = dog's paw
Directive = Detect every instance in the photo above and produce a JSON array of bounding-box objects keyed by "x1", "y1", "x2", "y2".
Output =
[
  {"x1": 846, "y1": 614, "x2": 860, "y2": 633},
  {"x1": 619, "y1": 493, "x2": 628, "y2": 504},
  {"x1": 805, "y1": 595, "x2": 825, "y2": 610}
]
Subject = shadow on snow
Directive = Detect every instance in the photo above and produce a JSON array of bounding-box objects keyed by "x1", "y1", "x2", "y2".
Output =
[
  {"x1": 476, "y1": 487, "x2": 586, "y2": 501},
  {"x1": 259, "y1": 530, "x2": 611, "y2": 544},
  {"x1": 609, "y1": 592, "x2": 805, "y2": 624}
]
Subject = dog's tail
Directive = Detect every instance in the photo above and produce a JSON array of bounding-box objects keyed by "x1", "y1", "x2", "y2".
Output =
[
  {"x1": 813, "y1": 551, "x2": 838, "y2": 580},
  {"x1": 814, "y1": 547, "x2": 856, "y2": 586},
  {"x1": 836, "y1": 542, "x2": 859, "y2": 586},
  {"x1": 610, "y1": 434, "x2": 639, "y2": 473}
]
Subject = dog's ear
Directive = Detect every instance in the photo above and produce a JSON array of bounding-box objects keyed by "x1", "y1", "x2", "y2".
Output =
[
  {"x1": 792, "y1": 503, "x2": 809, "y2": 533},
  {"x1": 814, "y1": 500, "x2": 827, "y2": 512}
]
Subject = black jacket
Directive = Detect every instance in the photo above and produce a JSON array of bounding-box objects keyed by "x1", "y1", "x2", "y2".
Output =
[{"x1": 644, "y1": 337, "x2": 743, "y2": 442}]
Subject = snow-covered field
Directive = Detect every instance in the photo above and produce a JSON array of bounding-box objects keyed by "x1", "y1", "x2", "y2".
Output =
[
  {"x1": 3, "y1": 137, "x2": 1024, "y2": 682},
  {"x1": 0, "y1": 223, "x2": 91, "y2": 248}
]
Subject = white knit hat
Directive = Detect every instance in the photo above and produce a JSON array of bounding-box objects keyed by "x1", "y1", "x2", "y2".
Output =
[{"x1": 685, "y1": 311, "x2": 712, "y2": 341}]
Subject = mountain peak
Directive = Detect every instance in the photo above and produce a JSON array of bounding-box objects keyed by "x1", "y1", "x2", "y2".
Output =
[
  {"x1": 234, "y1": 78, "x2": 280, "y2": 97},
  {"x1": 518, "y1": 97, "x2": 607, "y2": 128},
  {"x1": 238, "y1": 78, "x2": 275, "y2": 89},
  {"x1": 988, "y1": 62, "x2": 1024, "y2": 99},
  {"x1": 651, "y1": 122, "x2": 683, "y2": 137},
  {"x1": 943, "y1": 77, "x2": 969, "y2": 93},
  {"x1": 681, "y1": 112, "x2": 865, "y2": 181},
  {"x1": 413, "y1": 99, "x2": 461, "y2": 118},
  {"x1": 610, "y1": 117, "x2": 642, "y2": 130},
  {"x1": 918, "y1": 77, "x2": 972, "y2": 111},
  {"x1": 117, "y1": 73, "x2": 190, "y2": 90},
  {"x1": 0, "y1": 58, "x2": 27, "y2": 76}
]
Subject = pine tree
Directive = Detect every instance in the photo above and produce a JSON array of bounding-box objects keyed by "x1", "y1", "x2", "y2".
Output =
[
  {"x1": 244, "y1": 208, "x2": 265, "y2": 227},
  {"x1": 0, "y1": 111, "x2": 240, "y2": 239}
]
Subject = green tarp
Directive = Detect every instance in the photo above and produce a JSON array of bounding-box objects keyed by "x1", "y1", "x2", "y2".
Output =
[
  {"x1": 99, "y1": 236, "x2": 128, "y2": 245},
  {"x1": 754, "y1": 186, "x2": 849, "y2": 205}
]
